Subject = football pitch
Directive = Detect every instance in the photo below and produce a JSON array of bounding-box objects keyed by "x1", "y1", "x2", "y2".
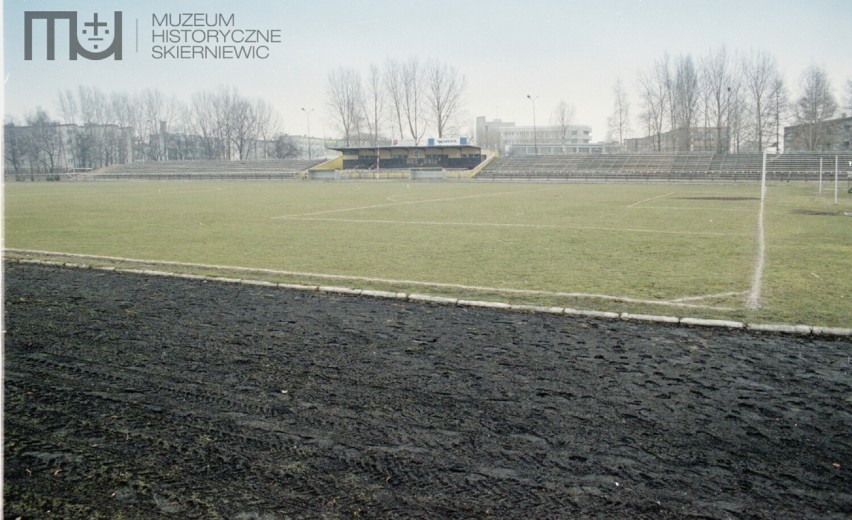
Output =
[{"x1": 4, "y1": 180, "x2": 851, "y2": 327}]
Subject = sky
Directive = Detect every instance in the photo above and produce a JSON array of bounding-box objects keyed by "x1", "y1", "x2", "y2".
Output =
[{"x1": 3, "y1": 0, "x2": 852, "y2": 142}]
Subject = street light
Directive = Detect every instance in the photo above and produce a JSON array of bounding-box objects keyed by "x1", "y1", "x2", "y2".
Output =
[
  {"x1": 526, "y1": 94, "x2": 538, "y2": 156},
  {"x1": 726, "y1": 86, "x2": 732, "y2": 153},
  {"x1": 301, "y1": 107, "x2": 314, "y2": 160}
]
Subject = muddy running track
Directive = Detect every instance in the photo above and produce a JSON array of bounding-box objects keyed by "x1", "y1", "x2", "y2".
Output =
[{"x1": 4, "y1": 263, "x2": 851, "y2": 519}]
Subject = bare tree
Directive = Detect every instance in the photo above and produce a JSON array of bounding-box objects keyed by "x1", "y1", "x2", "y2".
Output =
[
  {"x1": 700, "y1": 46, "x2": 739, "y2": 152},
  {"x1": 637, "y1": 62, "x2": 668, "y2": 151},
  {"x1": 674, "y1": 55, "x2": 700, "y2": 151},
  {"x1": 230, "y1": 97, "x2": 258, "y2": 160},
  {"x1": 212, "y1": 85, "x2": 241, "y2": 159},
  {"x1": 361, "y1": 62, "x2": 385, "y2": 148},
  {"x1": 56, "y1": 90, "x2": 78, "y2": 124},
  {"x1": 426, "y1": 59, "x2": 465, "y2": 138},
  {"x1": 327, "y1": 67, "x2": 363, "y2": 147},
  {"x1": 551, "y1": 99, "x2": 576, "y2": 153},
  {"x1": 657, "y1": 54, "x2": 676, "y2": 142},
  {"x1": 26, "y1": 108, "x2": 62, "y2": 173},
  {"x1": 771, "y1": 77, "x2": 788, "y2": 151},
  {"x1": 77, "y1": 85, "x2": 108, "y2": 125},
  {"x1": 108, "y1": 91, "x2": 133, "y2": 128},
  {"x1": 4, "y1": 119, "x2": 27, "y2": 174},
  {"x1": 845, "y1": 79, "x2": 852, "y2": 113},
  {"x1": 140, "y1": 88, "x2": 176, "y2": 160},
  {"x1": 75, "y1": 86, "x2": 111, "y2": 167},
  {"x1": 742, "y1": 50, "x2": 782, "y2": 150},
  {"x1": 607, "y1": 78, "x2": 630, "y2": 147},
  {"x1": 791, "y1": 65, "x2": 838, "y2": 150},
  {"x1": 384, "y1": 59, "x2": 406, "y2": 140},
  {"x1": 167, "y1": 98, "x2": 198, "y2": 160},
  {"x1": 190, "y1": 90, "x2": 221, "y2": 159},
  {"x1": 402, "y1": 58, "x2": 427, "y2": 144},
  {"x1": 254, "y1": 99, "x2": 280, "y2": 158},
  {"x1": 272, "y1": 134, "x2": 299, "y2": 159}
]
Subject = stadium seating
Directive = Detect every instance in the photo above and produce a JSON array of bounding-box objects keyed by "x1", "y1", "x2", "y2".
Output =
[
  {"x1": 94, "y1": 159, "x2": 323, "y2": 180},
  {"x1": 80, "y1": 154, "x2": 852, "y2": 182},
  {"x1": 478, "y1": 153, "x2": 852, "y2": 181}
]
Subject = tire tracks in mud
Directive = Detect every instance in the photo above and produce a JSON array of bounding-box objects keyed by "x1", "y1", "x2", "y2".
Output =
[{"x1": 4, "y1": 263, "x2": 851, "y2": 519}]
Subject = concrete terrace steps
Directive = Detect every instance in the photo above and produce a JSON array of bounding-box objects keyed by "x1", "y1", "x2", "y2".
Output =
[
  {"x1": 479, "y1": 152, "x2": 852, "y2": 180},
  {"x1": 97, "y1": 159, "x2": 324, "y2": 178}
]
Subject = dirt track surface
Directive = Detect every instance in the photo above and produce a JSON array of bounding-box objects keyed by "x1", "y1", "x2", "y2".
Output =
[{"x1": 4, "y1": 263, "x2": 851, "y2": 519}]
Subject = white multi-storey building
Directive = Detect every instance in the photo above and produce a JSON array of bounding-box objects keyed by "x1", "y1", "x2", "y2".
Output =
[{"x1": 475, "y1": 116, "x2": 602, "y2": 155}]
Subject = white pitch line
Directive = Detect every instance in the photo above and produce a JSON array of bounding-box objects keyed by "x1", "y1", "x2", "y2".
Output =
[
  {"x1": 627, "y1": 191, "x2": 674, "y2": 208},
  {"x1": 672, "y1": 290, "x2": 749, "y2": 303},
  {"x1": 629, "y1": 206, "x2": 756, "y2": 212},
  {"x1": 282, "y1": 217, "x2": 750, "y2": 237},
  {"x1": 747, "y1": 186, "x2": 768, "y2": 310},
  {"x1": 272, "y1": 186, "x2": 561, "y2": 219},
  {"x1": 5, "y1": 248, "x2": 737, "y2": 311},
  {"x1": 5, "y1": 185, "x2": 224, "y2": 197}
]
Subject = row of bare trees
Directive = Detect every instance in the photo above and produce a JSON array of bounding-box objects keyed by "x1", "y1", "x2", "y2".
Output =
[
  {"x1": 5, "y1": 109, "x2": 66, "y2": 176},
  {"x1": 631, "y1": 48, "x2": 845, "y2": 152},
  {"x1": 187, "y1": 86, "x2": 282, "y2": 161},
  {"x1": 327, "y1": 58, "x2": 466, "y2": 147},
  {"x1": 5, "y1": 84, "x2": 299, "y2": 174}
]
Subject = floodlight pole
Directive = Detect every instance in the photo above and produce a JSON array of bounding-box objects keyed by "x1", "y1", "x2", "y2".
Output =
[
  {"x1": 526, "y1": 94, "x2": 538, "y2": 156},
  {"x1": 301, "y1": 107, "x2": 314, "y2": 160}
]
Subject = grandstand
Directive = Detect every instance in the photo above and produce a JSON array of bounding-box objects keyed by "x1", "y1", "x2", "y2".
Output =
[
  {"x1": 478, "y1": 153, "x2": 852, "y2": 182},
  {"x1": 91, "y1": 159, "x2": 323, "y2": 180},
  {"x1": 14, "y1": 153, "x2": 852, "y2": 184}
]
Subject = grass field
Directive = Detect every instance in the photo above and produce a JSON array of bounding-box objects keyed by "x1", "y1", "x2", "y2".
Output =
[{"x1": 4, "y1": 180, "x2": 851, "y2": 327}]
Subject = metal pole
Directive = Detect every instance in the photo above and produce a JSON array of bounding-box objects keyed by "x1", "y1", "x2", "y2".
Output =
[
  {"x1": 527, "y1": 94, "x2": 538, "y2": 156},
  {"x1": 819, "y1": 157, "x2": 823, "y2": 193},
  {"x1": 835, "y1": 155, "x2": 839, "y2": 204},
  {"x1": 761, "y1": 147, "x2": 767, "y2": 204},
  {"x1": 301, "y1": 107, "x2": 314, "y2": 160}
]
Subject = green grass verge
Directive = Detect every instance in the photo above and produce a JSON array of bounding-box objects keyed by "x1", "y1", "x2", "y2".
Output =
[{"x1": 4, "y1": 180, "x2": 851, "y2": 327}]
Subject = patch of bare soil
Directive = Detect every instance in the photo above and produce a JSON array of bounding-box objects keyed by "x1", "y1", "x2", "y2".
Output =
[
  {"x1": 4, "y1": 263, "x2": 851, "y2": 519},
  {"x1": 791, "y1": 209, "x2": 844, "y2": 216}
]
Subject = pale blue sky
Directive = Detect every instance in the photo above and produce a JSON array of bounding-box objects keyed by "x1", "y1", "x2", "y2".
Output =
[{"x1": 4, "y1": 0, "x2": 851, "y2": 141}]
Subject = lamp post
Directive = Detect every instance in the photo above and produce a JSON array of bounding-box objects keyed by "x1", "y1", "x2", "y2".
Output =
[
  {"x1": 301, "y1": 107, "x2": 314, "y2": 160},
  {"x1": 526, "y1": 94, "x2": 538, "y2": 156},
  {"x1": 726, "y1": 86, "x2": 731, "y2": 153}
]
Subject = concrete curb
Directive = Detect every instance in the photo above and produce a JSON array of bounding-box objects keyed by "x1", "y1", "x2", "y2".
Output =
[
  {"x1": 240, "y1": 279, "x2": 278, "y2": 288},
  {"x1": 408, "y1": 294, "x2": 458, "y2": 305},
  {"x1": 361, "y1": 289, "x2": 408, "y2": 300},
  {"x1": 680, "y1": 317, "x2": 746, "y2": 329},
  {"x1": 621, "y1": 313, "x2": 680, "y2": 324},
  {"x1": 509, "y1": 304, "x2": 565, "y2": 314},
  {"x1": 174, "y1": 273, "x2": 207, "y2": 281},
  {"x1": 6, "y1": 258, "x2": 852, "y2": 338},
  {"x1": 564, "y1": 308, "x2": 621, "y2": 320},
  {"x1": 811, "y1": 326, "x2": 852, "y2": 337},
  {"x1": 747, "y1": 323, "x2": 813, "y2": 335},
  {"x1": 319, "y1": 286, "x2": 362, "y2": 296},
  {"x1": 278, "y1": 282, "x2": 319, "y2": 291},
  {"x1": 457, "y1": 299, "x2": 512, "y2": 310}
]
